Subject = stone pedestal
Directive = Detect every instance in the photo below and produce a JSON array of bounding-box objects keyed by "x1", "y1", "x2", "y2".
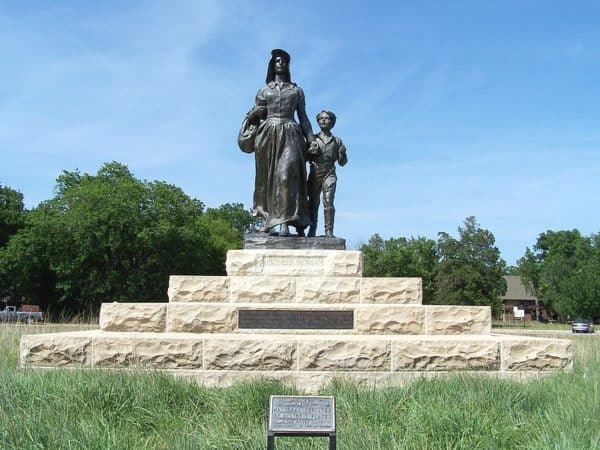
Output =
[{"x1": 20, "y1": 249, "x2": 573, "y2": 392}]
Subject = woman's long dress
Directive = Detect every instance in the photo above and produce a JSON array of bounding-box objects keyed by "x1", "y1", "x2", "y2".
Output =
[{"x1": 252, "y1": 81, "x2": 314, "y2": 230}]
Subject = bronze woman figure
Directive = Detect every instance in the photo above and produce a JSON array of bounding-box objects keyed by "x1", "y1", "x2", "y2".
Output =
[{"x1": 242, "y1": 49, "x2": 315, "y2": 236}]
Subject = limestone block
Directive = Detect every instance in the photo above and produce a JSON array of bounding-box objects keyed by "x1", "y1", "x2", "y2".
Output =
[
  {"x1": 226, "y1": 249, "x2": 362, "y2": 277},
  {"x1": 167, "y1": 304, "x2": 237, "y2": 333},
  {"x1": 226, "y1": 250, "x2": 264, "y2": 276},
  {"x1": 501, "y1": 338, "x2": 572, "y2": 371},
  {"x1": 92, "y1": 336, "x2": 203, "y2": 369},
  {"x1": 360, "y1": 278, "x2": 422, "y2": 304},
  {"x1": 20, "y1": 334, "x2": 91, "y2": 367},
  {"x1": 178, "y1": 370, "x2": 332, "y2": 394},
  {"x1": 171, "y1": 371, "x2": 519, "y2": 394},
  {"x1": 168, "y1": 276, "x2": 228, "y2": 302},
  {"x1": 100, "y1": 303, "x2": 166, "y2": 332},
  {"x1": 425, "y1": 306, "x2": 491, "y2": 335},
  {"x1": 393, "y1": 338, "x2": 500, "y2": 371},
  {"x1": 298, "y1": 339, "x2": 391, "y2": 371},
  {"x1": 296, "y1": 277, "x2": 360, "y2": 303},
  {"x1": 261, "y1": 251, "x2": 326, "y2": 277},
  {"x1": 323, "y1": 251, "x2": 363, "y2": 277},
  {"x1": 356, "y1": 306, "x2": 424, "y2": 334},
  {"x1": 229, "y1": 276, "x2": 296, "y2": 303},
  {"x1": 324, "y1": 372, "x2": 423, "y2": 390},
  {"x1": 204, "y1": 339, "x2": 296, "y2": 370}
]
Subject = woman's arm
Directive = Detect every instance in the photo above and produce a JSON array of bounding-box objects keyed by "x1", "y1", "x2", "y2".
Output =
[
  {"x1": 337, "y1": 138, "x2": 348, "y2": 166},
  {"x1": 247, "y1": 88, "x2": 268, "y2": 123},
  {"x1": 296, "y1": 87, "x2": 315, "y2": 143}
]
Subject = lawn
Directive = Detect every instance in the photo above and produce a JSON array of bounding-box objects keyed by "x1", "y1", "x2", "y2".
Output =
[
  {"x1": 1, "y1": 323, "x2": 598, "y2": 449},
  {"x1": 493, "y1": 320, "x2": 571, "y2": 330}
]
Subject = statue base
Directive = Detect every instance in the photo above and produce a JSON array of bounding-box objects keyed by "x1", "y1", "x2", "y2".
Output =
[
  {"x1": 244, "y1": 232, "x2": 346, "y2": 250},
  {"x1": 20, "y1": 249, "x2": 573, "y2": 393}
]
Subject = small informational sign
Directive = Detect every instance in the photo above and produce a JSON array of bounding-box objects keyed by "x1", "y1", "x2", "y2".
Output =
[
  {"x1": 267, "y1": 396, "x2": 337, "y2": 449},
  {"x1": 269, "y1": 395, "x2": 336, "y2": 433},
  {"x1": 513, "y1": 307, "x2": 525, "y2": 319}
]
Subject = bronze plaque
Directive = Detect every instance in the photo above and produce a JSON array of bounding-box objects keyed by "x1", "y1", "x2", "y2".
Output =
[
  {"x1": 269, "y1": 396, "x2": 336, "y2": 433},
  {"x1": 238, "y1": 309, "x2": 353, "y2": 329}
]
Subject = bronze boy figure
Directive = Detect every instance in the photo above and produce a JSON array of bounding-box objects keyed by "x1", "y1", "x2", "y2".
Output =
[{"x1": 307, "y1": 110, "x2": 348, "y2": 237}]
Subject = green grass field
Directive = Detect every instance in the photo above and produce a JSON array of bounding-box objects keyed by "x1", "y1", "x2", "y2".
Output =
[
  {"x1": 1, "y1": 323, "x2": 598, "y2": 449},
  {"x1": 492, "y1": 321, "x2": 571, "y2": 331}
]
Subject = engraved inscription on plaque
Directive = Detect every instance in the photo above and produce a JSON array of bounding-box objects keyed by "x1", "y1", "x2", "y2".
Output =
[
  {"x1": 269, "y1": 396, "x2": 335, "y2": 433},
  {"x1": 238, "y1": 309, "x2": 353, "y2": 329}
]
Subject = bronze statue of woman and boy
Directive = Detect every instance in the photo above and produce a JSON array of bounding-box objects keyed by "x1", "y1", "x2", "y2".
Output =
[{"x1": 238, "y1": 49, "x2": 347, "y2": 238}]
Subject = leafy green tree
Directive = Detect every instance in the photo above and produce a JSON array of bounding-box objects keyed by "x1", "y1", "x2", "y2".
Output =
[
  {"x1": 0, "y1": 184, "x2": 27, "y2": 301},
  {"x1": 0, "y1": 207, "x2": 58, "y2": 308},
  {"x1": 504, "y1": 265, "x2": 520, "y2": 275},
  {"x1": 205, "y1": 203, "x2": 258, "y2": 237},
  {"x1": 552, "y1": 258, "x2": 600, "y2": 320},
  {"x1": 434, "y1": 216, "x2": 506, "y2": 316},
  {"x1": 518, "y1": 230, "x2": 600, "y2": 320},
  {"x1": 0, "y1": 184, "x2": 25, "y2": 247},
  {"x1": 361, "y1": 233, "x2": 438, "y2": 303},
  {"x1": 0, "y1": 162, "x2": 242, "y2": 315}
]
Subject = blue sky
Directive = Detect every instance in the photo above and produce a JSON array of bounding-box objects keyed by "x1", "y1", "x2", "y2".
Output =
[{"x1": 1, "y1": 1, "x2": 599, "y2": 265}]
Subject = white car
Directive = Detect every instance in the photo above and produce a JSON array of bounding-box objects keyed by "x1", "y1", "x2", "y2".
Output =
[{"x1": 572, "y1": 319, "x2": 594, "y2": 333}]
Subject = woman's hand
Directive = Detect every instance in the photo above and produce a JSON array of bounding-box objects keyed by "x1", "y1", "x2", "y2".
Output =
[{"x1": 247, "y1": 106, "x2": 266, "y2": 122}]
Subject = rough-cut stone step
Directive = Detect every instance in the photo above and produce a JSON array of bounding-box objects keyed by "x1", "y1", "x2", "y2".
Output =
[
  {"x1": 99, "y1": 303, "x2": 492, "y2": 335},
  {"x1": 20, "y1": 331, "x2": 573, "y2": 392},
  {"x1": 226, "y1": 249, "x2": 363, "y2": 277},
  {"x1": 167, "y1": 276, "x2": 423, "y2": 305}
]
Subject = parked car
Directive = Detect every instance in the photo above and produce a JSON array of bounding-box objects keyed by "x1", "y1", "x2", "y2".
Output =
[
  {"x1": 571, "y1": 319, "x2": 594, "y2": 333},
  {"x1": 0, "y1": 305, "x2": 44, "y2": 324}
]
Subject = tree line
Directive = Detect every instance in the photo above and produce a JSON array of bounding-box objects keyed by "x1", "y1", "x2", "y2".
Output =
[
  {"x1": 360, "y1": 216, "x2": 507, "y2": 316},
  {"x1": 361, "y1": 220, "x2": 599, "y2": 321},
  {"x1": 518, "y1": 230, "x2": 600, "y2": 321},
  {"x1": 0, "y1": 162, "x2": 255, "y2": 317},
  {"x1": 1, "y1": 161, "x2": 598, "y2": 320}
]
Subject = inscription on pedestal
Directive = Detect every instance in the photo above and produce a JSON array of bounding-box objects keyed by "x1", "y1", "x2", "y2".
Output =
[
  {"x1": 264, "y1": 255, "x2": 325, "y2": 275},
  {"x1": 239, "y1": 309, "x2": 353, "y2": 329}
]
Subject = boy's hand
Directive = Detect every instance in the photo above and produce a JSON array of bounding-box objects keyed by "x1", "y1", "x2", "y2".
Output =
[{"x1": 308, "y1": 140, "x2": 319, "y2": 155}]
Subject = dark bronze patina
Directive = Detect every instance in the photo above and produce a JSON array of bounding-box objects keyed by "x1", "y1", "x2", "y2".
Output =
[
  {"x1": 239, "y1": 49, "x2": 316, "y2": 237},
  {"x1": 243, "y1": 233, "x2": 346, "y2": 250},
  {"x1": 307, "y1": 110, "x2": 347, "y2": 237}
]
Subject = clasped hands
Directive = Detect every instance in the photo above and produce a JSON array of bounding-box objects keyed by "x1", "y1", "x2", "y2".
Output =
[{"x1": 308, "y1": 140, "x2": 320, "y2": 156}]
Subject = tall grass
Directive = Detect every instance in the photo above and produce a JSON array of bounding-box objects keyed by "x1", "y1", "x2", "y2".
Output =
[{"x1": 1, "y1": 323, "x2": 598, "y2": 449}]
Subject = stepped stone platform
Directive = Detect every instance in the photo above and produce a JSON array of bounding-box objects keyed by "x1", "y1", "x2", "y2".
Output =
[{"x1": 20, "y1": 249, "x2": 573, "y2": 392}]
